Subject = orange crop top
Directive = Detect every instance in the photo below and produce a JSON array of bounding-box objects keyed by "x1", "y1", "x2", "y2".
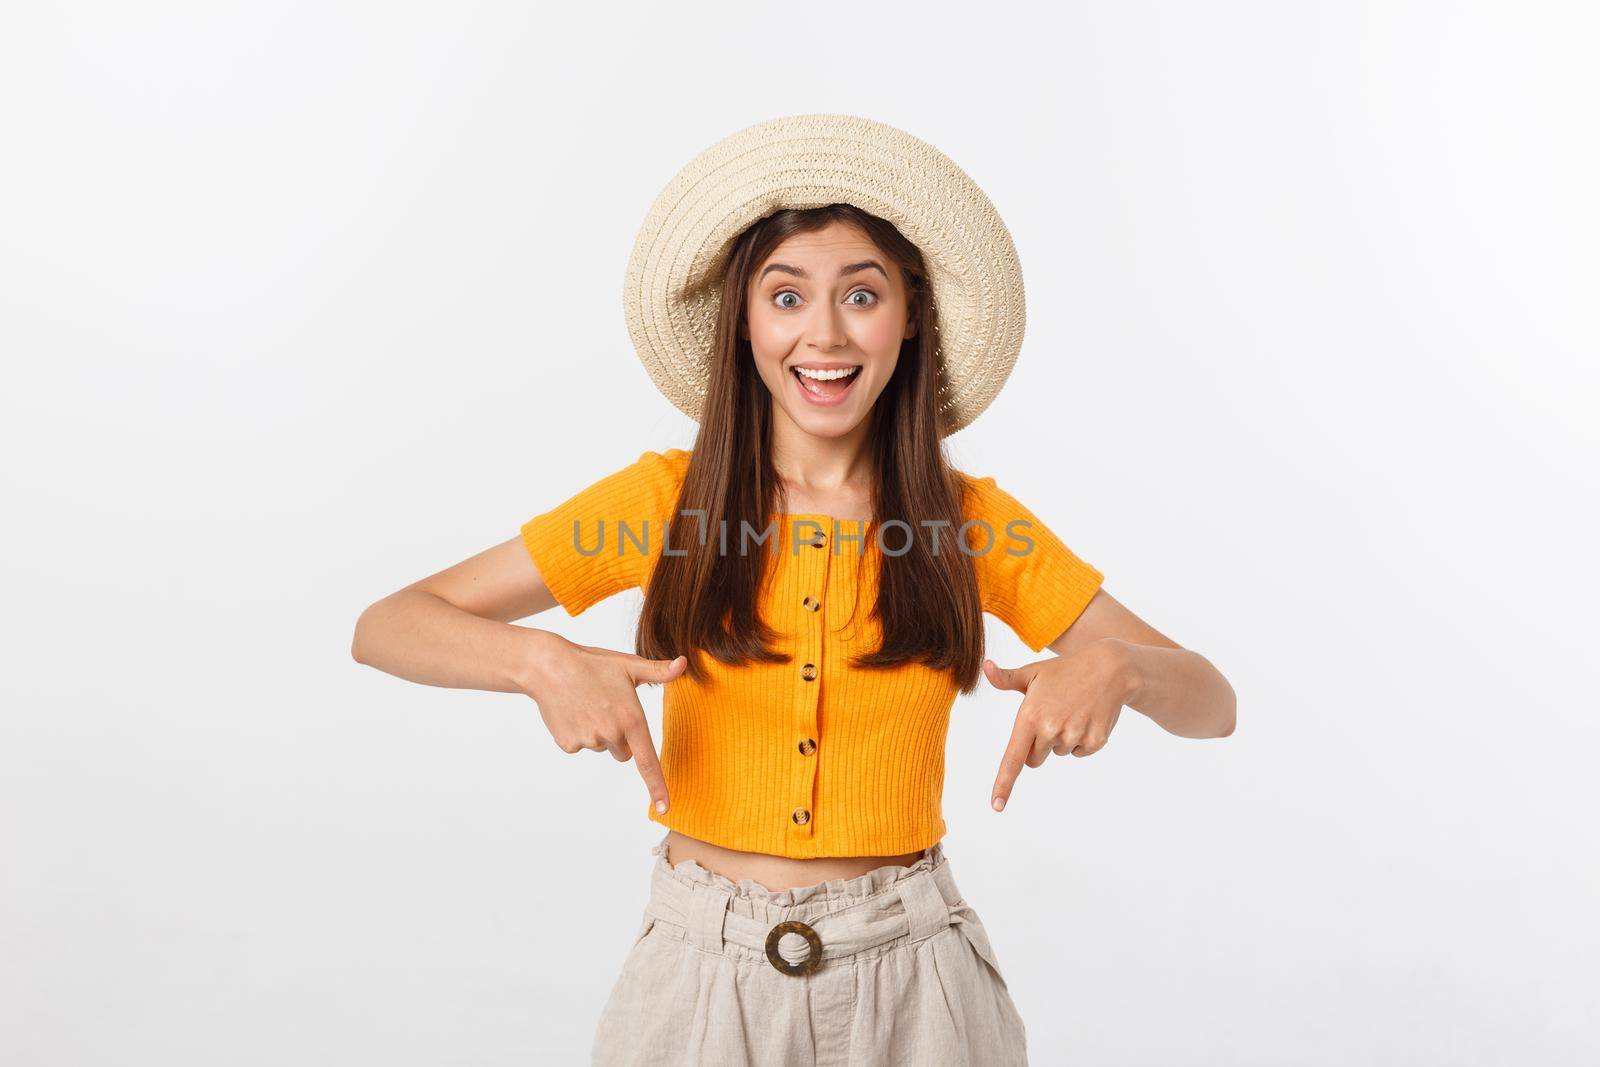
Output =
[{"x1": 519, "y1": 448, "x2": 1104, "y2": 858}]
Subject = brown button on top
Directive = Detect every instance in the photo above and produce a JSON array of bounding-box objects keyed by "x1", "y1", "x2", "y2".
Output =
[
  {"x1": 791, "y1": 807, "x2": 811, "y2": 825},
  {"x1": 811, "y1": 532, "x2": 827, "y2": 548},
  {"x1": 802, "y1": 596, "x2": 820, "y2": 611},
  {"x1": 800, "y1": 663, "x2": 817, "y2": 681},
  {"x1": 798, "y1": 738, "x2": 816, "y2": 756}
]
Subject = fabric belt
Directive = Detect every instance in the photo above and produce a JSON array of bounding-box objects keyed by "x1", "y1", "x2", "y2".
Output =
[{"x1": 642, "y1": 856, "x2": 964, "y2": 975}]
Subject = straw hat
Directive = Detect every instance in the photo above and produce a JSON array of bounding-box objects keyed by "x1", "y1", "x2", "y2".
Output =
[{"x1": 621, "y1": 113, "x2": 1026, "y2": 437}]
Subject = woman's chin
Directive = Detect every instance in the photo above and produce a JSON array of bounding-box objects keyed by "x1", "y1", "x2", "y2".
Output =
[{"x1": 776, "y1": 397, "x2": 871, "y2": 438}]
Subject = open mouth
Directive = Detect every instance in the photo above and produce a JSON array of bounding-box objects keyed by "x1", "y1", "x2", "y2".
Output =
[{"x1": 790, "y1": 364, "x2": 862, "y2": 406}]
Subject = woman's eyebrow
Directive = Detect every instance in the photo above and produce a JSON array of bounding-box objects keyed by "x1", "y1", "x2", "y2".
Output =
[{"x1": 758, "y1": 260, "x2": 889, "y2": 282}]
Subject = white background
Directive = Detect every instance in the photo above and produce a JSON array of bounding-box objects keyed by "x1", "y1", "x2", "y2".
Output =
[{"x1": 3, "y1": 2, "x2": 1596, "y2": 1064}]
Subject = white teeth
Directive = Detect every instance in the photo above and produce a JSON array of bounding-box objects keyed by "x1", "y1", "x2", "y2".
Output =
[{"x1": 794, "y1": 365, "x2": 860, "y2": 381}]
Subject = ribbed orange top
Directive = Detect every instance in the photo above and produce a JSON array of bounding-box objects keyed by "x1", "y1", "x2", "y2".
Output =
[{"x1": 520, "y1": 448, "x2": 1103, "y2": 858}]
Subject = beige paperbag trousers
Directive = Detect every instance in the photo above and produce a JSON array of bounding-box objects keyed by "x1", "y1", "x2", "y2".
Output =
[{"x1": 591, "y1": 831, "x2": 1029, "y2": 1065}]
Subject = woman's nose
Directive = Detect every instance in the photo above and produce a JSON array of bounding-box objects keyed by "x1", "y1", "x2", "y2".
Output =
[{"x1": 804, "y1": 305, "x2": 847, "y2": 350}]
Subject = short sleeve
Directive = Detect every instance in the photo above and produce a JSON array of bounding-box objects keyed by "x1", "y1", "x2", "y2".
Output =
[
  {"x1": 520, "y1": 449, "x2": 687, "y2": 616},
  {"x1": 961, "y1": 475, "x2": 1105, "y2": 652}
]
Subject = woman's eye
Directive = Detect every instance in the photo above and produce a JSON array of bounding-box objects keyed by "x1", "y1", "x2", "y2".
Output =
[{"x1": 771, "y1": 289, "x2": 877, "y2": 309}]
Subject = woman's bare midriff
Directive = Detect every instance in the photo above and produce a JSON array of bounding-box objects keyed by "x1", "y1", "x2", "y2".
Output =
[{"x1": 665, "y1": 829, "x2": 926, "y2": 892}]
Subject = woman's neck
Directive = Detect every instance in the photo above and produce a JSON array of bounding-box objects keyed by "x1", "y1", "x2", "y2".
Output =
[{"x1": 769, "y1": 414, "x2": 874, "y2": 498}]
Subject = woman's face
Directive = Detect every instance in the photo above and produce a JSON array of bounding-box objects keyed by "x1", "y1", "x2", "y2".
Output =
[{"x1": 745, "y1": 220, "x2": 916, "y2": 440}]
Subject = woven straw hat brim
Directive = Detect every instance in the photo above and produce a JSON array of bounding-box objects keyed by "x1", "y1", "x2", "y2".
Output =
[{"x1": 622, "y1": 113, "x2": 1026, "y2": 437}]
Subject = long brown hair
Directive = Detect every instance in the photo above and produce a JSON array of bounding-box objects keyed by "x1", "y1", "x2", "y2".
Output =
[{"x1": 635, "y1": 203, "x2": 985, "y2": 694}]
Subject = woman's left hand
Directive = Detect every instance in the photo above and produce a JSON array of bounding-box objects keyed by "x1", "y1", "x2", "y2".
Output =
[{"x1": 981, "y1": 638, "x2": 1135, "y2": 812}]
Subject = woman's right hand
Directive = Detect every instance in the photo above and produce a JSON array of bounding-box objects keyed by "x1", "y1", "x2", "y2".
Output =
[{"x1": 520, "y1": 629, "x2": 688, "y2": 815}]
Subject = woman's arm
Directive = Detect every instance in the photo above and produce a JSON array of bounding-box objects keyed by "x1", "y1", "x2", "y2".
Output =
[
  {"x1": 1045, "y1": 589, "x2": 1235, "y2": 739},
  {"x1": 350, "y1": 535, "x2": 564, "y2": 693},
  {"x1": 351, "y1": 534, "x2": 685, "y2": 814}
]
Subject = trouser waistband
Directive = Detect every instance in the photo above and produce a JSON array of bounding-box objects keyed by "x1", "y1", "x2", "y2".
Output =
[{"x1": 642, "y1": 852, "x2": 964, "y2": 973}]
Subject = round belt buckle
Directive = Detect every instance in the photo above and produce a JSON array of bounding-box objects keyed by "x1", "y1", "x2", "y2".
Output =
[{"x1": 765, "y1": 919, "x2": 824, "y2": 976}]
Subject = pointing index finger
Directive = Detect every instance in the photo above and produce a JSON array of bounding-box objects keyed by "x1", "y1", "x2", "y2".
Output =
[
  {"x1": 622, "y1": 705, "x2": 669, "y2": 815},
  {"x1": 992, "y1": 707, "x2": 1035, "y2": 812}
]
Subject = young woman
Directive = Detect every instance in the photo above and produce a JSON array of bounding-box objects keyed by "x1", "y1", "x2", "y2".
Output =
[{"x1": 352, "y1": 114, "x2": 1235, "y2": 1066}]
